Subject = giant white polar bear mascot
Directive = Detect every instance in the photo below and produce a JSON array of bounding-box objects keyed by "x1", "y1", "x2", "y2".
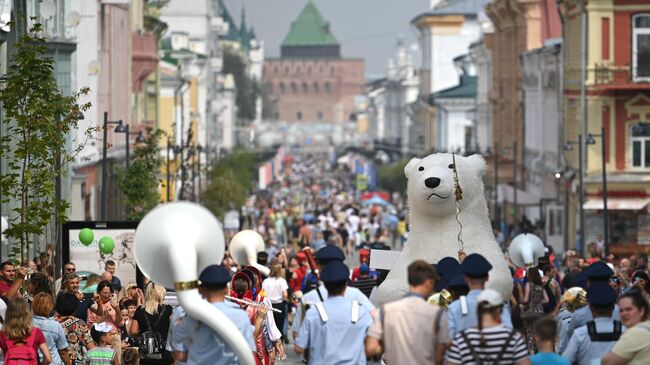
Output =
[{"x1": 375, "y1": 153, "x2": 513, "y2": 305}]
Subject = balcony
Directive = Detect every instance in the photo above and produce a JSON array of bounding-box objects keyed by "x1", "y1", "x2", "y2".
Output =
[
  {"x1": 592, "y1": 63, "x2": 650, "y2": 90},
  {"x1": 132, "y1": 31, "x2": 158, "y2": 92}
]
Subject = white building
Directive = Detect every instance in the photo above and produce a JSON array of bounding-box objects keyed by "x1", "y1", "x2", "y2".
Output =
[{"x1": 522, "y1": 39, "x2": 564, "y2": 250}]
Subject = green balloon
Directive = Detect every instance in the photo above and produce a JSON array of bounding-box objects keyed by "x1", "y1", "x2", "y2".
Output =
[
  {"x1": 98, "y1": 236, "x2": 115, "y2": 254},
  {"x1": 78, "y1": 228, "x2": 94, "y2": 246}
]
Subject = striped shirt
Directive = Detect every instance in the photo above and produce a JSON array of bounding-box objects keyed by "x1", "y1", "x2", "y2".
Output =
[
  {"x1": 446, "y1": 325, "x2": 528, "y2": 365},
  {"x1": 87, "y1": 346, "x2": 115, "y2": 365},
  {"x1": 350, "y1": 277, "x2": 376, "y2": 298}
]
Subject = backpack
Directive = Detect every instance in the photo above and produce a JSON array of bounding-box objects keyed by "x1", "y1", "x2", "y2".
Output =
[
  {"x1": 4, "y1": 329, "x2": 38, "y2": 365},
  {"x1": 542, "y1": 280, "x2": 557, "y2": 314},
  {"x1": 139, "y1": 306, "x2": 169, "y2": 361}
]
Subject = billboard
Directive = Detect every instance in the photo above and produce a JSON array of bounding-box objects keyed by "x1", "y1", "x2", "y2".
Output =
[{"x1": 62, "y1": 221, "x2": 139, "y2": 285}]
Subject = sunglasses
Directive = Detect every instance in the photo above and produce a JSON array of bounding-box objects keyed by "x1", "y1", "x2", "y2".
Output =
[{"x1": 65, "y1": 267, "x2": 76, "y2": 272}]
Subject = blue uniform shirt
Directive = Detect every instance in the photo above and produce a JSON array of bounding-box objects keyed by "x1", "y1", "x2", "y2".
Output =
[
  {"x1": 556, "y1": 308, "x2": 573, "y2": 353},
  {"x1": 166, "y1": 306, "x2": 188, "y2": 365},
  {"x1": 33, "y1": 315, "x2": 69, "y2": 365},
  {"x1": 292, "y1": 284, "x2": 374, "y2": 334},
  {"x1": 295, "y1": 296, "x2": 372, "y2": 365},
  {"x1": 562, "y1": 317, "x2": 625, "y2": 365},
  {"x1": 566, "y1": 304, "x2": 620, "y2": 341},
  {"x1": 447, "y1": 289, "x2": 512, "y2": 339},
  {"x1": 174, "y1": 301, "x2": 256, "y2": 365}
]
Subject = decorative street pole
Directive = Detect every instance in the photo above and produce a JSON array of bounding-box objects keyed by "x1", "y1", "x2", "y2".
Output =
[
  {"x1": 101, "y1": 112, "x2": 123, "y2": 220},
  {"x1": 587, "y1": 127, "x2": 609, "y2": 255}
]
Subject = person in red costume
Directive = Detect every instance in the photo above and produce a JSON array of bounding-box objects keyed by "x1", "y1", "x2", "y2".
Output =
[
  {"x1": 289, "y1": 252, "x2": 308, "y2": 293},
  {"x1": 351, "y1": 249, "x2": 371, "y2": 282}
]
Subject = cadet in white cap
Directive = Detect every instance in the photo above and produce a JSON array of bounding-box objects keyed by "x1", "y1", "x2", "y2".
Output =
[{"x1": 294, "y1": 261, "x2": 373, "y2": 365}]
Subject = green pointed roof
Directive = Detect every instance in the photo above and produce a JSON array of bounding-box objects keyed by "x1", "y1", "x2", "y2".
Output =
[
  {"x1": 282, "y1": 1, "x2": 338, "y2": 47},
  {"x1": 219, "y1": 0, "x2": 240, "y2": 42}
]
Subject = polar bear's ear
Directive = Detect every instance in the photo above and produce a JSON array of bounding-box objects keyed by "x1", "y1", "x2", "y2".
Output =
[
  {"x1": 466, "y1": 154, "x2": 487, "y2": 177},
  {"x1": 404, "y1": 157, "x2": 422, "y2": 180}
]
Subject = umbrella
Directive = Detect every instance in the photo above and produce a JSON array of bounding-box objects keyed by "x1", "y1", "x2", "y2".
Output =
[{"x1": 363, "y1": 195, "x2": 388, "y2": 206}]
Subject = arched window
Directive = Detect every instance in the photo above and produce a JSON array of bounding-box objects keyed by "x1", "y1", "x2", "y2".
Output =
[
  {"x1": 330, "y1": 66, "x2": 335, "y2": 75},
  {"x1": 302, "y1": 82, "x2": 309, "y2": 94},
  {"x1": 633, "y1": 14, "x2": 650, "y2": 81},
  {"x1": 296, "y1": 66, "x2": 301, "y2": 75},
  {"x1": 324, "y1": 81, "x2": 331, "y2": 94},
  {"x1": 317, "y1": 111, "x2": 324, "y2": 120},
  {"x1": 313, "y1": 82, "x2": 319, "y2": 94},
  {"x1": 284, "y1": 66, "x2": 289, "y2": 75},
  {"x1": 279, "y1": 82, "x2": 286, "y2": 94},
  {"x1": 267, "y1": 82, "x2": 273, "y2": 94},
  {"x1": 297, "y1": 111, "x2": 303, "y2": 121},
  {"x1": 307, "y1": 66, "x2": 312, "y2": 75},
  {"x1": 291, "y1": 82, "x2": 297, "y2": 94},
  {"x1": 631, "y1": 122, "x2": 650, "y2": 168}
]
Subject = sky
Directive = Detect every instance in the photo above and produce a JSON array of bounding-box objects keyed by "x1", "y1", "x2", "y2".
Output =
[{"x1": 223, "y1": 0, "x2": 430, "y2": 78}]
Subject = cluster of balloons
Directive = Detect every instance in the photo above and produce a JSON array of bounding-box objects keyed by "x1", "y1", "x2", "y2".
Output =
[{"x1": 78, "y1": 228, "x2": 115, "y2": 254}]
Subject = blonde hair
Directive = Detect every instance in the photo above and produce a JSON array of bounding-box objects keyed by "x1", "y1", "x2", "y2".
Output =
[
  {"x1": 118, "y1": 282, "x2": 138, "y2": 301},
  {"x1": 3, "y1": 299, "x2": 33, "y2": 342},
  {"x1": 270, "y1": 263, "x2": 284, "y2": 278},
  {"x1": 144, "y1": 283, "x2": 166, "y2": 315},
  {"x1": 32, "y1": 292, "x2": 54, "y2": 317}
]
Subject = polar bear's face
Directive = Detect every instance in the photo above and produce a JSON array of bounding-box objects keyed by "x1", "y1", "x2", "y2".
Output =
[{"x1": 404, "y1": 153, "x2": 487, "y2": 216}]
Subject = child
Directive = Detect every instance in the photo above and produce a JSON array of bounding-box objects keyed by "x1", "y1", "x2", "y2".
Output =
[
  {"x1": 122, "y1": 347, "x2": 140, "y2": 365},
  {"x1": 529, "y1": 317, "x2": 570, "y2": 365},
  {"x1": 88, "y1": 322, "x2": 119, "y2": 365}
]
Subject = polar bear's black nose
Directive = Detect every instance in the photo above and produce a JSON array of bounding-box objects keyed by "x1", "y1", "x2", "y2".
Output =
[{"x1": 425, "y1": 177, "x2": 441, "y2": 189}]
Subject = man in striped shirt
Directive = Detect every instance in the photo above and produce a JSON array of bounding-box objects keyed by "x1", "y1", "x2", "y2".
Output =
[{"x1": 445, "y1": 289, "x2": 530, "y2": 365}]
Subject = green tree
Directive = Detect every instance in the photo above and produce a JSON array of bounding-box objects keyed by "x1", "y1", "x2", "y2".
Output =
[
  {"x1": 0, "y1": 22, "x2": 92, "y2": 264},
  {"x1": 378, "y1": 159, "x2": 409, "y2": 194},
  {"x1": 223, "y1": 46, "x2": 258, "y2": 121},
  {"x1": 115, "y1": 128, "x2": 164, "y2": 221}
]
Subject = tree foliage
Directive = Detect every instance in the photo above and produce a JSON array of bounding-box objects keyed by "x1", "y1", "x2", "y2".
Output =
[
  {"x1": 378, "y1": 159, "x2": 409, "y2": 194},
  {"x1": 115, "y1": 128, "x2": 164, "y2": 221},
  {"x1": 0, "y1": 22, "x2": 93, "y2": 264},
  {"x1": 202, "y1": 149, "x2": 259, "y2": 220},
  {"x1": 223, "y1": 46, "x2": 258, "y2": 121}
]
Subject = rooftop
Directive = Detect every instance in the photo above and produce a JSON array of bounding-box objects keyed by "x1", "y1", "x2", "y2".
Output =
[
  {"x1": 412, "y1": 0, "x2": 490, "y2": 24},
  {"x1": 428, "y1": 75, "x2": 477, "y2": 102},
  {"x1": 282, "y1": 1, "x2": 339, "y2": 47}
]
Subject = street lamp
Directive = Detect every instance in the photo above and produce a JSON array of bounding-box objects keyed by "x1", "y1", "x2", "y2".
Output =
[
  {"x1": 565, "y1": 135, "x2": 585, "y2": 254},
  {"x1": 114, "y1": 123, "x2": 145, "y2": 169},
  {"x1": 101, "y1": 112, "x2": 123, "y2": 220},
  {"x1": 586, "y1": 127, "x2": 610, "y2": 256}
]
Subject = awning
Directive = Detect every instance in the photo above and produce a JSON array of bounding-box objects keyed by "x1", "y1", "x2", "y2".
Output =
[
  {"x1": 497, "y1": 184, "x2": 541, "y2": 205},
  {"x1": 583, "y1": 198, "x2": 650, "y2": 210}
]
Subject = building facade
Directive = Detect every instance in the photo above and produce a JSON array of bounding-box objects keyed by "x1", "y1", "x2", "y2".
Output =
[
  {"x1": 263, "y1": 1, "x2": 365, "y2": 124},
  {"x1": 560, "y1": 0, "x2": 650, "y2": 254}
]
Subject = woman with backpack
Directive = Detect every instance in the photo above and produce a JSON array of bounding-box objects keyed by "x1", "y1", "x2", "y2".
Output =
[
  {"x1": 128, "y1": 284, "x2": 172, "y2": 365},
  {"x1": 520, "y1": 268, "x2": 548, "y2": 353},
  {"x1": 31, "y1": 293, "x2": 70, "y2": 365},
  {"x1": 54, "y1": 293, "x2": 95, "y2": 365},
  {"x1": 0, "y1": 298, "x2": 52, "y2": 365}
]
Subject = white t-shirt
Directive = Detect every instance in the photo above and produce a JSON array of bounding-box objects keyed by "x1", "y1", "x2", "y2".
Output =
[{"x1": 262, "y1": 277, "x2": 288, "y2": 303}]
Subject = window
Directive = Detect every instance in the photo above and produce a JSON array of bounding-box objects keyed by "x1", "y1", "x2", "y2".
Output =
[
  {"x1": 324, "y1": 81, "x2": 331, "y2": 94},
  {"x1": 279, "y1": 82, "x2": 286, "y2": 94},
  {"x1": 302, "y1": 82, "x2": 309, "y2": 94},
  {"x1": 313, "y1": 82, "x2": 320, "y2": 94},
  {"x1": 633, "y1": 14, "x2": 650, "y2": 81},
  {"x1": 631, "y1": 123, "x2": 650, "y2": 168},
  {"x1": 291, "y1": 82, "x2": 297, "y2": 94},
  {"x1": 317, "y1": 111, "x2": 324, "y2": 120},
  {"x1": 267, "y1": 82, "x2": 273, "y2": 94},
  {"x1": 284, "y1": 66, "x2": 289, "y2": 75},
  {"x1": 297, "y1": 111, "x2": 303, "y2": 121},
  {"x1": 307, "y1": 66, "x2": 312, "y2": 75}
]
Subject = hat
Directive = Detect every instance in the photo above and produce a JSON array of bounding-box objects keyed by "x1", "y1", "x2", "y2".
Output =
[
  {"x1": 93, "y1": 322, "x2": 113, "y2": 333},
  {"x1": 587, "y1": 282, "x2": 617, "y2": 306},
  {"x1": 359, "y1": 263, "x2": 369, "y2": 275},
  {"x1": 320, "y1": 261, "x2": 350, "y2": 282},
  {"x1": 461, "y1": 254, "x2": 493, "y2": 278},
  {"x1": 477, "y1": 289, "x2": 503, "y2": 307},
  {"x1": 446, "y1": 275, "x2": 468, "y2": 289},
  {"x1": 199, "y1": 265, "x2": 231, "y2": 286},
  {"x1": 296, "y1": 252, "x2": 307, "y2": 262},
  {"x1": 315, "y1": 245, "x2": 346, "y2": 263},
  {"x1": 437, "y1": 257, "x2": 460, "y2": 278},
  {"x1": 257, "y1": 252, "x2": 269, "y2": 266},
  {"x1": 359, "y1": 249, "x2": 370, "y2": 259},
  {"x1": 585, "y1": 261, "x2": 614, "y2": 281}
]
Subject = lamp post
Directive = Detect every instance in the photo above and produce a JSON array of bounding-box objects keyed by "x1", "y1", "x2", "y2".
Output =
[
  {"x1": 101, "y1": 112, "x2": 123, "y2": 220},
  {"x1": 166, "y1": 138, "x2": 172, "y2": 202},
  {"x1": 586, "y1": 127, "x2": 609, "y2": 256},
  {"x1": 116, "y1": 124, "x2": 145, "y2": 169},
  {"x1": 565, "y1": 135, "x2": 585, "y2": 254}
]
